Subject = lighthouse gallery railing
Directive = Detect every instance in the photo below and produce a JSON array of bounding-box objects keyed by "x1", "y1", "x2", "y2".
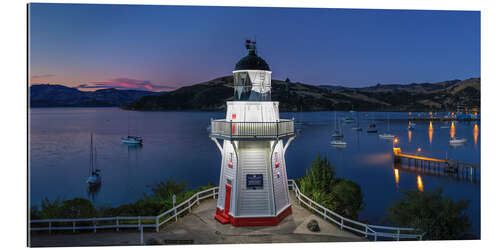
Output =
[
  {"x1": 30, "y1": 180, "x2": 424, "y2": 241},
  {"x1": 210, "y1": 119, "x2": 295, "y2": 140}
]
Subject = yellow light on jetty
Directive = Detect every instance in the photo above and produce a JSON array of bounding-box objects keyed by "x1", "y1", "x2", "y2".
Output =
[
  {"x1": 417, "y1": 175, "x2": 424, "y2": 192},
  {"x1": 417, "y1": 147, "x2": 422, "y2": 152},
  {"x1": 393, "y1": 138, "x2": 399, "y2": 144},
  {"x1": 394, "y1": 169, "x2": 399, "y2": 184}
]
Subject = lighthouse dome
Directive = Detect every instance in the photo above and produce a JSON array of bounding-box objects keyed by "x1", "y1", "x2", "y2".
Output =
[{"x1": 234, "y1": 50, "x2": 270, "y2": 71}]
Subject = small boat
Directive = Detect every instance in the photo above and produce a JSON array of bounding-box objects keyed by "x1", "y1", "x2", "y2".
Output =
[
  {"x1": 331, "y1": 140, "x2": 347, "y2": 147},
  {"x1": 367, "y1": 123, "x2": 377, "y2": 133},
  {"x1": 344, "y1": 117, "x2": 355, "y2": 123},
  {"x1": 351, "y1": 111, "x2": 362, "y2": 131},
  {"x1": 331, "y1": 112, "x2": 344, "y2": 138},
  {"x1": 441, "y1": 125, "x2": 450, "y2": 129},
  {"x1": 121, "y1": 136, "x2": 143, "y2": 144},
  {"x1": 379, "y1": 114, "x2": 395, "y2": 139},
  {"x1": 122, "y1": 111, "x2": 143, "y2": 144},
  {"x1": 87, "y1": 169, "x2": 102, "y2": 186},
  {"x1": 331, "y1": 131, "x2": 343, "y2": 138},
  {"x1": 379, "y1": 133, "x2": 395, "y2": 140},
  {"x1": 87, "y1": 133, "x2": 102, "y2": 186},
  {"x1": 449, "y1": 137, "x2": 467, "y2": 145}
]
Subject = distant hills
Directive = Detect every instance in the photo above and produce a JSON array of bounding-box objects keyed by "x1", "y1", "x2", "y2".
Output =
[
  {"x1": 29, "y1": 84, "x2": 163, "y2": 107},
  {"x1": 122, "y1": 77, "x2": 480, "y2": 112}
]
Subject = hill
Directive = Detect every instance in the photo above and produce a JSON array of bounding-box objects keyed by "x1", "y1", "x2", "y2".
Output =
[
  {"x1": 29, "y1": 84, "x2": 163, "y2": 107},
  {"x1": 123, "y1": 77, "x2": 480, "y2": 112}
]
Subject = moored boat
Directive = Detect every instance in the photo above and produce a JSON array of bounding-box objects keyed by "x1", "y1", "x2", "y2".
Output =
[
  {"x1": 449, "y1": 137, "x2": 467, "y2": 145},
  {"x1": 121, "y1": 136, "x2": 143, "y2": 144},
  {"x1": 330, "y1": 140, "x2": 347, "y2": 147},
  {"x1": 87, "y1": 133, "x2": 102, "y2": 186}
]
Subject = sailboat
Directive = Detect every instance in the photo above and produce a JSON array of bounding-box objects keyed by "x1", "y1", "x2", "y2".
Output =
[
  {"x1": 449, "y1": 137, "x2": 467, "y2": 145},
  {"x1": 87, "y1": 133, "x2": 102, "y2": 186},
  {"x1": 330, "y1": 139, "x2": 347, "y2": 147},
  {"x1": 331, "y1": 112, "x2": 344, "y2": 138},
  {"x1": 122, "y1": 112, "x2": 143, "y2": 144},
  {"x1": 379, "y1": 114, "x2": 396, "y2": 140},
  {"x1": 352, "y1": 111, "x2": 362, "y2": 131},
  {"x1": 366, "y1": 113, "x2": 377, "y2": 133}
]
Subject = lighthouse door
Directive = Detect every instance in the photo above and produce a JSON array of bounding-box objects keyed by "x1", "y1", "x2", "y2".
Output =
[{"x1": 224, "y1": 184, "x2": 232, "y2": 217}]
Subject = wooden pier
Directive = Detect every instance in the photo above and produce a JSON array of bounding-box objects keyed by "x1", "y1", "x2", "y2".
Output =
[{"x1": 393, "y1": 148, "x2": 480, "y2": 178}]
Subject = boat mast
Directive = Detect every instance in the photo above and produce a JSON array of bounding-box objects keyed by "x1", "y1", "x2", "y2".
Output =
[
  {"x1": 90, "y1": 133, "x2": 94, "y2": 175},
  {"x1": 127, "y1": 111, "x2": 130, "y2": 137}
]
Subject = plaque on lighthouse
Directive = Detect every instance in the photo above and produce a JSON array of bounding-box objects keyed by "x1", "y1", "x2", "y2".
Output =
[{"x1": 209, "y1": 40, "x2": 296, "y2": 226}]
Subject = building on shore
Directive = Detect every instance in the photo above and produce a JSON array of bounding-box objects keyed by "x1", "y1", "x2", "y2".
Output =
[{"x1": 209, "y1": 40, "x2": 296, "y2": 226}]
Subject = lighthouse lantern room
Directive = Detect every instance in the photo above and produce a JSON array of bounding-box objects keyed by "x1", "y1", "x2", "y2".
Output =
[{"x1": 209, "y1": 40, "x2": 295, "y2": 226}]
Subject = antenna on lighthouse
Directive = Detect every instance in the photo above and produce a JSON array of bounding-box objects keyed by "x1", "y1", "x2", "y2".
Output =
[{"x1": 245, "y1": 39, "x2": 257, "y2": 53}]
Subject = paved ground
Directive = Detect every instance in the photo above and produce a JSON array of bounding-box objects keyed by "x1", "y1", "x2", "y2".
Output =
[{"x1": 30, "y1": 194, "x2": 365, "y2": 247}]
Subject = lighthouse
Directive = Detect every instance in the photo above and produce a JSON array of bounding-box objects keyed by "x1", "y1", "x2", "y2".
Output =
[{"x1": 209, "y1": 40, "x2": 295, "y2": 226}]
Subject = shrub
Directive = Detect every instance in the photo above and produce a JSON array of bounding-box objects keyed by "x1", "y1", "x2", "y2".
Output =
[
  {"x1": 297, "y1": 153, "x2": 364, "y2": 220},
  {"x1": 386, "y1": 188, "x2": 471, "y2": 240}
]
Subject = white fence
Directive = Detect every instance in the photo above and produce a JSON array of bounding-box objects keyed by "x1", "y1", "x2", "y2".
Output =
[
  {"x1": 30, "y1": 187, "x2": 218, "y2": 234},
  {"x1": 30, "y1": 181, "x2": 424, "y2": 241},
  {"x1": 288, "y1": 179, "x2": 424, "y2": 241}
]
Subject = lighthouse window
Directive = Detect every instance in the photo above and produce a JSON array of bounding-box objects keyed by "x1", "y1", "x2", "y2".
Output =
[{"x1": 234, "y1": 72, "x2": 251, "y2": 101}]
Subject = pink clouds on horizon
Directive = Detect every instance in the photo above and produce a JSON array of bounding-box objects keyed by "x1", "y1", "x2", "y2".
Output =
[{"x1": 77, "y1": 78, "x2": 174, "y2": 91}]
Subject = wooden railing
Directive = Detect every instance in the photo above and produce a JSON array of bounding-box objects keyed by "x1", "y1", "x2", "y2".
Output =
[
  {"x1": 30, "y1": 181, "x2": 424, "y2": 241},
  {"x1": 210, "y1": 119, "x2": 294, "y2": 140},
  {"x1": 287, "y1": 179, "x2": 424, "y2": 241}
]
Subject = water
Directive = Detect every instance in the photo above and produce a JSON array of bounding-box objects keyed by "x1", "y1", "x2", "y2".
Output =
[{"x1": 29, "y1": 108, "x2": 480, "y2": 236}]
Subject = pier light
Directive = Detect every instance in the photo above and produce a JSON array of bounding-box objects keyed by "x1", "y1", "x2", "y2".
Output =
[{"x1": 209, "y1": 40, "x2": 295, "y2": 226}]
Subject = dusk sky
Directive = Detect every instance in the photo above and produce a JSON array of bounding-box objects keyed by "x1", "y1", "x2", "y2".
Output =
[{"x1": 29, "y1": 3, "x2": 480, "y2": 91}]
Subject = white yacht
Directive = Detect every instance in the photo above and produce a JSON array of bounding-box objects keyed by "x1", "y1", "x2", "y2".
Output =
[
  {"x1": 449, "y1": 137, "x2": 467, "y2": 145},
  {"x1": 87, "y1": 133, "x2": 102, "y2": 186}
]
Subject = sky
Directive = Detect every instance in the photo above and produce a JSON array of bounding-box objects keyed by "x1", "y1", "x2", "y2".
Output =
[{"x1": 29, "y1": 4, "x2": 480, "y2": 91}]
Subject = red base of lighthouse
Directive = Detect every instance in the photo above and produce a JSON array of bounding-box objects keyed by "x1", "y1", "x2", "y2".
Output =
[{"x1": 214, "y1": 206, "x2": 292, "y2": 226}]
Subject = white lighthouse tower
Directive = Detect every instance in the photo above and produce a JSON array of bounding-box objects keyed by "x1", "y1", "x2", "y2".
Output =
[{"x1": 209, "y1": 40, "x2": 295, "y2": 226}]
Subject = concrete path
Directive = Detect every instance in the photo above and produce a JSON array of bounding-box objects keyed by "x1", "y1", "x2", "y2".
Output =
[{"x1": 30, "y1": 194, "x2": 364, "y2": 247}]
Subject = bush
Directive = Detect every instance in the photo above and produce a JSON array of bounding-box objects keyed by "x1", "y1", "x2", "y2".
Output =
[
  {"x1": 386, "y1": 188, "x2": 471, "y2": 240},
  {"x1": 31, "y1": 181, "x2": 218, "y2": 219},
  {"x1": 59, "y1": 198, "x2": 99, "y2": 218},
  {"x1": 331, "y1": 179, "x2": 364, "y2": 219},
  {"x1": 297, "y1": 153, "x2": 364, "y2": 220}
]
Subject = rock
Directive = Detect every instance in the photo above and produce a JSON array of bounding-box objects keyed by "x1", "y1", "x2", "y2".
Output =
[
  {"x1": 146, "y1": 237, "x2": 164, "y2": 245},
  {"x1": 307, "y1": 219, "x2": 320, "y2": 232}
]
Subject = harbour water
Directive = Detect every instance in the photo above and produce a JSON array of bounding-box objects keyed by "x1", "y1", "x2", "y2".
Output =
[{"x1": 29, "y1": 108, "x2": 480, "y2": 237}]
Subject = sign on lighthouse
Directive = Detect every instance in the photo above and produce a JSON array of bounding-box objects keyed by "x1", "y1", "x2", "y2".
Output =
[{"x1": 209, "y1": 40, "x2": 295, "y2": 226}]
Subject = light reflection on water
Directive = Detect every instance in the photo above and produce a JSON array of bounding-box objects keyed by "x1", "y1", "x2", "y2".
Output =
[
  {"x1": 29, "y1": 108, "x2": 480, "y2": 237},
  {"x1": 428, "y1": 121, "x2": 434, "y2": 144},
  {"x1": 417, "y1": 175, "x2": 424, "y2": 192}
]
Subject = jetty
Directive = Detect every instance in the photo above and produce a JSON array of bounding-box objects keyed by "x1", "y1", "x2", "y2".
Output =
[
  {"x1": 408, "y1": 117, "x2": 479, "y2": 122},
  {"x1": 393, "y1": 148, "x2": 480, "y2": 178}
]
